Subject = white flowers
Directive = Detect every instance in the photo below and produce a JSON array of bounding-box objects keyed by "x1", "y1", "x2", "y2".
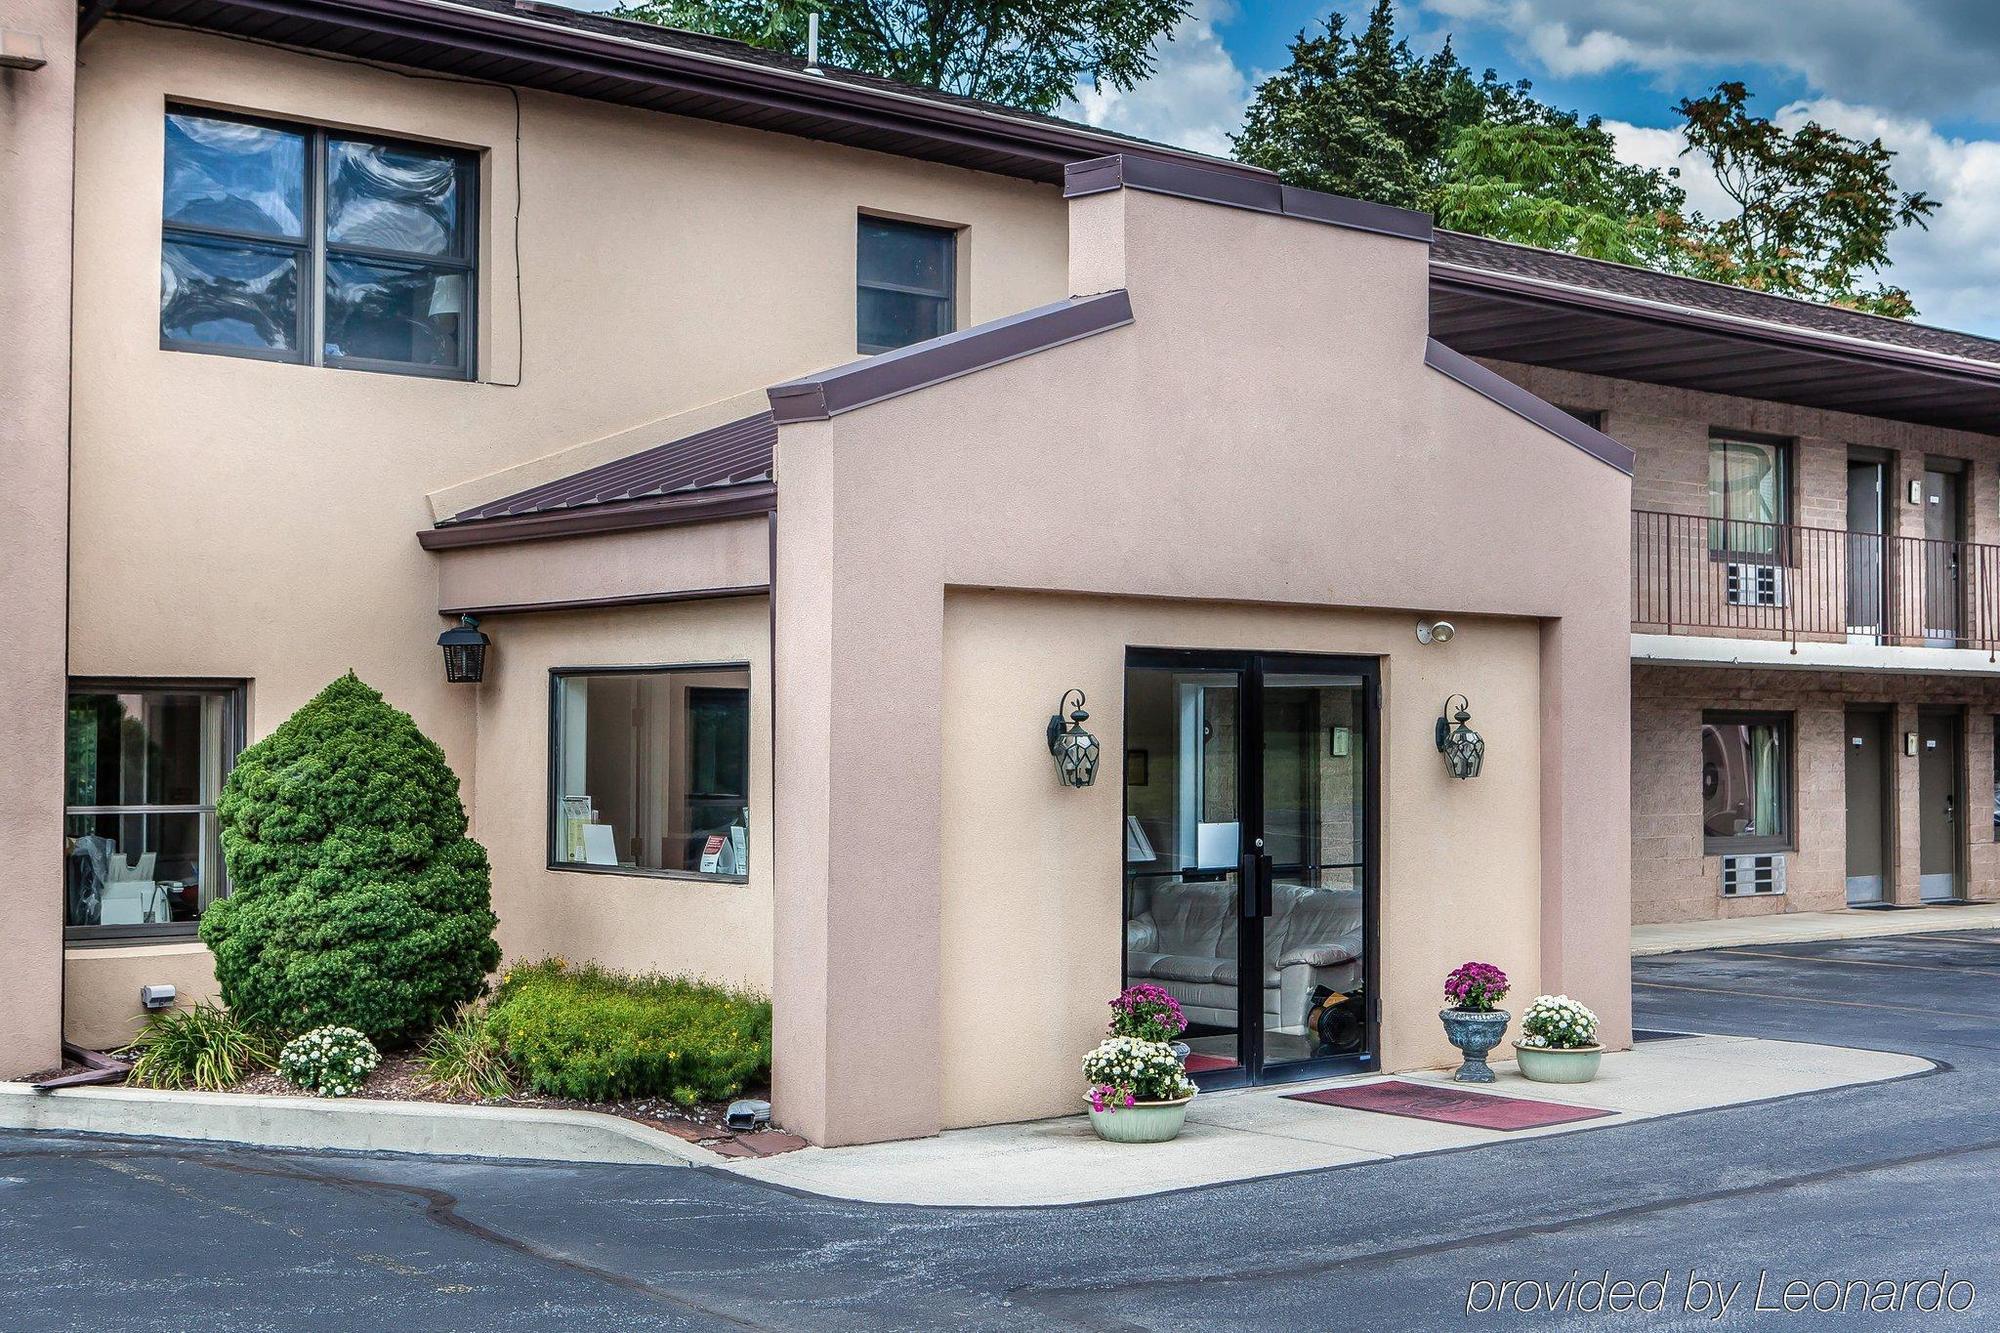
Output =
[
  {"x1": 1519, "y1": 994, "x2": 1599, "y2": 1050},
  {"x1": 279, "y1": 1025, "x2": 381, "y2": 1098},
  {"x1": 1082, "y1": 1035, "x2": 1195, "y2": 1110}
]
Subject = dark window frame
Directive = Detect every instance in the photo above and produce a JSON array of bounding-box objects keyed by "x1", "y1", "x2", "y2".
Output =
[
  {"x1": 1707, "y1": 429, "x2": 1796, "y2": 565},
  {"x1": 856, "y1": 213, "x2": 958, "y2": 355},
  {"x1": 161, "y1": 104, "x2": 479, "y2": 381},
  {"x1": 546, "y1": 662, "x2": 754, "y2": 884},
  {"x1": 63, "y1": 677, "x2": 248, "y2": 945},
  {"x1": 1701, "y1": 709, "x2": 1795, "y2": 855}
]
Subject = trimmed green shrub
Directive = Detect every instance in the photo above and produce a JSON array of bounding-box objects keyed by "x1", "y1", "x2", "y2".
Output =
[
  {"x1": 488, "y1": 959, "x2": 771, "y2": 1105},
  {"x1": 420, "y1": 1007, "x2": 516, "y2": 1101},
  {"x1": 126, "y1": 1002, "x2": 272, "y2": 1091},
  {"x1": 201, "y1": 673, "x2": 500, "y2": 1046}
]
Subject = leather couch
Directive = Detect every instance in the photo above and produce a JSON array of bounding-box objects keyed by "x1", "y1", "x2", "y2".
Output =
[{"x1": 1126, "y1": 879, "x2": 1363, "y2": 1031}]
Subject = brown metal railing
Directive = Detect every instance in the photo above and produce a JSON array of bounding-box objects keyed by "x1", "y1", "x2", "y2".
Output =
[{"x1": 1632, "y1": 509, "x2": 2000, "y2": 652}]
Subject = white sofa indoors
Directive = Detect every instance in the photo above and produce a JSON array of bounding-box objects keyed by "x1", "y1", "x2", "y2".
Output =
[{"x1": 1125, "y1": 880, "x2": 1363, "y2": 1032}]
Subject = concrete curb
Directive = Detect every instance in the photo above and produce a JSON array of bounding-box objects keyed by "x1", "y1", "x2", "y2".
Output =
[
  {"x1": 1631, "y1": 903, "x2": 2000, "y2": 956},
  {"x1": 0, "y1": 1082, "x2": 725, "y2": 1167}
]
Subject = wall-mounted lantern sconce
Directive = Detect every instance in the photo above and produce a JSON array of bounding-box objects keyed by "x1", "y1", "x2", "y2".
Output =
[
  {"x1": 1435, "y1": 694, "x2": 1485, "y2": 779},
  {"x1": 438, "y1": 615, "x2": 490, "y2": 684},
  {"x1": 1416, "y1": 619, "x2": 1457, "y2": 646},
  {"x1": 1046, "y1": 688, "x2": 1102, "y2": 788}
]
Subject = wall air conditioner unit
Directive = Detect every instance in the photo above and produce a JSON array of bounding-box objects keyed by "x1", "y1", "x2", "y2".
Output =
[
  {"x1": 1720, "y1": 853, "x2": 1786, "y2": 898},
  {"x1": 1724, "y1": 563, "x2": 1784, "y2": 607}
]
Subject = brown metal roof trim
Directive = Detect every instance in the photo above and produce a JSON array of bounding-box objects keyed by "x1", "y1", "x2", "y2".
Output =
[
  {"x1": 1424, "y1": 338, "x2": 1636, "y2": 476},
  {"x1": 417, "y1": 480, "x2": 775, "y2": 549},
  {"x1": 102, "y1": 0, "x2": 1268, "y2": 186},
  {"x1": 1064, "y1": 154, "x2": 1432, "y2": 244},
  {"x1": 767, "y1": 290, "x2": 1134, "y2": 421}
]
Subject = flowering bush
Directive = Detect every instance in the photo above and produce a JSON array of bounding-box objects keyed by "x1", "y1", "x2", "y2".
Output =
[
  {"x1": 1082, "y1": 1036, "x2": 1196, "y2": 1112},
  {"x1": 278, "y1": 1025, "x2": 380, "y2": 1098},
  {"x1": 1519, "y1": 995, "x2": 1600, "y2": 1049},
  {"x1": 1107, "y1": 984, "x2": 1188, "y2": 1043},
  {"x1": 1444, "y1": 961, "x2": 1510, "y2": 1012}
]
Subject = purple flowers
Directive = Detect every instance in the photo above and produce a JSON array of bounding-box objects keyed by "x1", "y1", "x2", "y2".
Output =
[
  {"x1": 1444, "y1": 961, "x2": 1510, "y2": 1012},
  {"x1": 1108, "y1": 983, "x2": 1188, "y2": 1043}
]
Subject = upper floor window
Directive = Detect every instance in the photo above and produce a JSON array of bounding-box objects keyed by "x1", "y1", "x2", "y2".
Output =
[
  {"x1": 160, "y1": 108, "x2": 476, "y2": 378},
  {"x1": 1708, "y1": 434, "x2": 1791, "y2": 558},
  {"x1": 65, "y1": 682, "x2": 244, "y2": 939},
  {"x1": 857, "y1": 215, "x2": 956, "y2": 354}
]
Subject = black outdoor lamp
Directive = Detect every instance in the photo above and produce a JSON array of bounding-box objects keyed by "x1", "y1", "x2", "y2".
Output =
[
  {"x1": 438, "y1": 615, "x2": 490, "y2": 684},
  {"x1": 1435, "y1": 693, "x2": 1485, "y2": 780},
  {"x1": 1046, "y1": 688, "x2": 1102, "y2": 788}
]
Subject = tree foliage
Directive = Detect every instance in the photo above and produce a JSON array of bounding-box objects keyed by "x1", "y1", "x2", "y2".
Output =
[
  {"x1": 201, "y1": 673, "x2": 500, "y2": 1046},
  {"x1": 1673, "y1": 82, "x2": 1939, "y2": 316},
  {"x1": 619, "y1": 0, "x2": 1190, "y2": 114},
  {"x1": 1437, "y1": 119, "x2": 1687, "y2": 266}
]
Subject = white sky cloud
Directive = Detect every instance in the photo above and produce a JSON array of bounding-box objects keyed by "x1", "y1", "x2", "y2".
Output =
[{"x1": 1061, "y1": 1, "x2": 1253, "y2": 159}]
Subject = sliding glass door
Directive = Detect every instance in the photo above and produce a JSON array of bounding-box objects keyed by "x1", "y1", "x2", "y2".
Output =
[{"x1": 1123, "y1": 650, "x2": 1378, "y2": 1087}]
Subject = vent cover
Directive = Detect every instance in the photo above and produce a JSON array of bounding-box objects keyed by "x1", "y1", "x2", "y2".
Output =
[
  {"x1": 1720, "y1": 853, "x2": 1786, "y2": 897},
  {"x1": 1725, "y1": 563, "x2": 1784, "y2": 607}
]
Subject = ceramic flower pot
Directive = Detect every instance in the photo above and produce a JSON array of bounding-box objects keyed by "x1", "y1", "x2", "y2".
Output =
[
  {"x1": 1439, "y1": 1007, "x2": 1511, "y2": 1083},
  {"x1": 1084, "y1": 1093, "x2": 1194, "y2": 1143},
  {"x1": 1514, "y1": 1043, "x2": 1603, "y2": 1084}
]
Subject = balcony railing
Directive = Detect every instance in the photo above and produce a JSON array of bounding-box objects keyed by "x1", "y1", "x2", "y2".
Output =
[{"x1": 1632, "y1": 509, "x2": 2000, "y2": 652}]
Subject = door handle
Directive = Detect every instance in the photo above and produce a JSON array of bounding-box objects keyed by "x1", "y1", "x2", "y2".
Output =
[
  {"x1": 1237, "y1": 851, "x2": 1274, "y2": 918},
  {"x1": 1945, "y1": 795, "x2": 1955, "y2": 824}
]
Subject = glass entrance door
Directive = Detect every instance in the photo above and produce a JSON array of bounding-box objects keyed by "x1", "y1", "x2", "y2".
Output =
[{"x1": 1123, "y1": 650, "x2": 1377, "y2": 1087}]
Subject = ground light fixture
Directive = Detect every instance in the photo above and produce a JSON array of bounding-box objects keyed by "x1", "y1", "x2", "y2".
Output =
[
  {"x1": 1047, "y1": 688, "x2": 1102, "y2": 788},
  {"x1": 438, "y1": 614, "x2": 490, "y2": 684},
  {"x1": 1436, "y1": 693, "x2": 1485, "y2": 779}
]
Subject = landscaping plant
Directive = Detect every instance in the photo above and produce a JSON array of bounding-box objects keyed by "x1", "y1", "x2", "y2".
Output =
[
  {"x1": 1081, "y1": 1035, "x2": 1196, "y2": 1112},
  {"x1": 125, "y1": 1001, "x2": 272, "y2": 1091},
  {"x1": 487, "y1": 959, "x2": 771, "y2": 1105},
  {"x1": 201, "y1": 673, "x2": 501, "y2": 1047},
  {"x1": 1106, "y1": 983, "x2": 1187, "y2": 1044},
  {"x1": 278, "y1": 1025, "x2": 380, "y2": 1098},
  {"x1": 1443, "y1": 960, "x2": 1510, "y2": 1012},
  {"x1": 420, "y1": 1007, "x2": 516, "y2": 1101},
  {"x1": 1518, "y1": 995, "x2": 1600, "y2": 1049}
]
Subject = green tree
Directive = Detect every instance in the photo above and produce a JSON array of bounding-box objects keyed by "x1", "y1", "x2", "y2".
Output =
[
  {"x1": 619, "y1": 0, "x2": 1190, "y2": 114},
  {"x1": 1437, "y1": 119, "x2": 1687, "y2": 265},
  {"x1": 201, "y1": 673, "x2": 499, "y2": 1046},
  {"x1": 1231, "y1": 0, "x2": 1489, "y2": 209},
  {"x1": 1675, "y1": 82, "x2": 1938, "y2": 316}
]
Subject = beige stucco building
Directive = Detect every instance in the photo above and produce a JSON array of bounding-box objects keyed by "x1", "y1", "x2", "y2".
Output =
[{"x1": 15, "y1": 0, "x2": 1993, "y2": 1147}]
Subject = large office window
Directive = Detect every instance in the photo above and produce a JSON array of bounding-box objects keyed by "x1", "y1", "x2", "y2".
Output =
[
  {"x1": 1708, "y1": 435, "x2": 1791, "y2": 557},
  {"x1": 1702, "y1": 712, "x2": 1791, "y2": 852},
  {"x1": 65, "y1": 683, "x2": 242, "y2": 937},
  {"x1": 161, "y1": 108, "x2": 476, "y2": 377},
  {"x1": 551, "y1": 667, "x2": 752, "y2": 880},
  {"x1": 857, "y1": 215, "x2": 956, "y2": 353}
]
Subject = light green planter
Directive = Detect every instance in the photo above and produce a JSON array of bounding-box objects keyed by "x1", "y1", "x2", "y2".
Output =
[
  {"x1": 1084, "y1": 1093, "x2": 1194, "y2": 1143},
  {"x1": 1514, "y1": 1043, "x2": 1603, "y2": 1083}
]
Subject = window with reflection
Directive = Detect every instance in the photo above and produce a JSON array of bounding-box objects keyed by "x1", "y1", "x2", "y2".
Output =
[
  {"x1": 1708, "y1": 435, "x2": 1791, "y2": 557},
  {"x1": 551, "y1": 667, "x2": 752, "y2": 880},
  {"x1": 857, "y1": 215, "x2": 957, "y2": 353},
  {"x1": 161, "y1": 108, "x2": 476, "y2": 377},
  {"x1": 65, "y1": 684, "x2": 243, "y2": 937},
  {"x1": 1702, "y1": 711, "x2": 1791, "y2": 852}
]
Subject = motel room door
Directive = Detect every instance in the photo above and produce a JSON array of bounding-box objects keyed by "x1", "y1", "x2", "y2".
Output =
[
  {"x1": 1919, "y1": 709, "x2": 1965, "y2": 903},
  {"x1": 1122, "y1": 649, "x2": 1380, "y2": 1089}
]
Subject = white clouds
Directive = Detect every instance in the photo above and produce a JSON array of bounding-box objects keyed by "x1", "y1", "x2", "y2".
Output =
[{"x1": 1061, "y1": 1, "x2": 1253, "y2": 159}]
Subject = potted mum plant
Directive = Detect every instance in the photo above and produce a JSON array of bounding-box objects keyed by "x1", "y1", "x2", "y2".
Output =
[
  {"x1": 1514, "y1": 995, "x2": 1602, "y2": 1083},
  {"x1": 1082, "y1": 1036, "x2": 1197, "y2": 1143},
  {"x1": 1108, "y1": 982, "x2": 1190, "y2": 1054},
  {"x1": 1440, "y1": 960, "x2": 1511, "y2": 1083}
]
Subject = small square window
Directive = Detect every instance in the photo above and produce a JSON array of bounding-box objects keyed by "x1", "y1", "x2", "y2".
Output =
[{"x1": 857, "y1": 216, "x2": 956, "y2": 354}]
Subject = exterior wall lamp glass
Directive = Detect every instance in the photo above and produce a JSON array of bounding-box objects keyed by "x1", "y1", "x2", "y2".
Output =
[
  {"x1": 1435, "y1": 693, "x2": 1485, "y2": 779},
  {"x1": 1046, "y1": 688, "x2": 1101, "y2": 788},
  {"x1": 438, "y1": 615, "x2": 490, "y2": 684}
]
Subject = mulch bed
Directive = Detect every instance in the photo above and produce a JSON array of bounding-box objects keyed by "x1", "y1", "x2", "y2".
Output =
[{"x1": 115, "y1": 1052, "x2": 806, "y2": 1158}]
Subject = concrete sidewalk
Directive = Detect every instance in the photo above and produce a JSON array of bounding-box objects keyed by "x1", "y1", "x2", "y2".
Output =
[
  {"x1": 1633, "y1": 902, "x2": 2000, "y2": 955},
  {"x1": 720, "y1": 1034, "x2": 1928, "y2": 1207}
]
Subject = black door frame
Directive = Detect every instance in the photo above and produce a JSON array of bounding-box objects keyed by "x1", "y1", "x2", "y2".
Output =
[{"x1": 1122, "y1": 646, "x2": 1382, "y2": 1091}]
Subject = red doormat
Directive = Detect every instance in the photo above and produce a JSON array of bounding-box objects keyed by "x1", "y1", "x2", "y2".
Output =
[
  {"x1": 1184, "y1": 1053, "x2": 1240, "y2": 1073},
  {"x1": 1283, "y1": 1080, "x2": 1613, "y2": 1131}
]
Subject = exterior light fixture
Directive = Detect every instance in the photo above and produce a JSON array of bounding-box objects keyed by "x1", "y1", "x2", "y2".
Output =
[
  {"x1": 0, "y1": 29, "x2": 49, "y2": 71},
  {"x1": 1046, "y1": 688, "x2": 1102, "y2": 788},
  {"x1": 438, "y1": 615, "x2": 490, "y2": 684},
  {"x1": 1435, "y1": 694, "x2": 1484, "y2": 780},
  {"x1": 1416, "y1": 619, "x2": 1456, "y2": 645}
]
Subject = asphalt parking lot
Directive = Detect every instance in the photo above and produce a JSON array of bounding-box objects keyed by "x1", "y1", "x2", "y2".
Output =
[{"x1": 5, "y1": 931, "x2": 1997, "y2": 1331}]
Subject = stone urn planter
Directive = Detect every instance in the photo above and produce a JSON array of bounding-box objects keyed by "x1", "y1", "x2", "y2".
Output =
[
  {"x1": 1439, "y1": 1007, "x2": 1511, "y2": 1083},
  {"x1": 1083, "y1": 1092, "x2": 1194, "y2": 1143},
  {"x1": 1514, "y1": 1043, "x2": 1603, "y2": 1083}
]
